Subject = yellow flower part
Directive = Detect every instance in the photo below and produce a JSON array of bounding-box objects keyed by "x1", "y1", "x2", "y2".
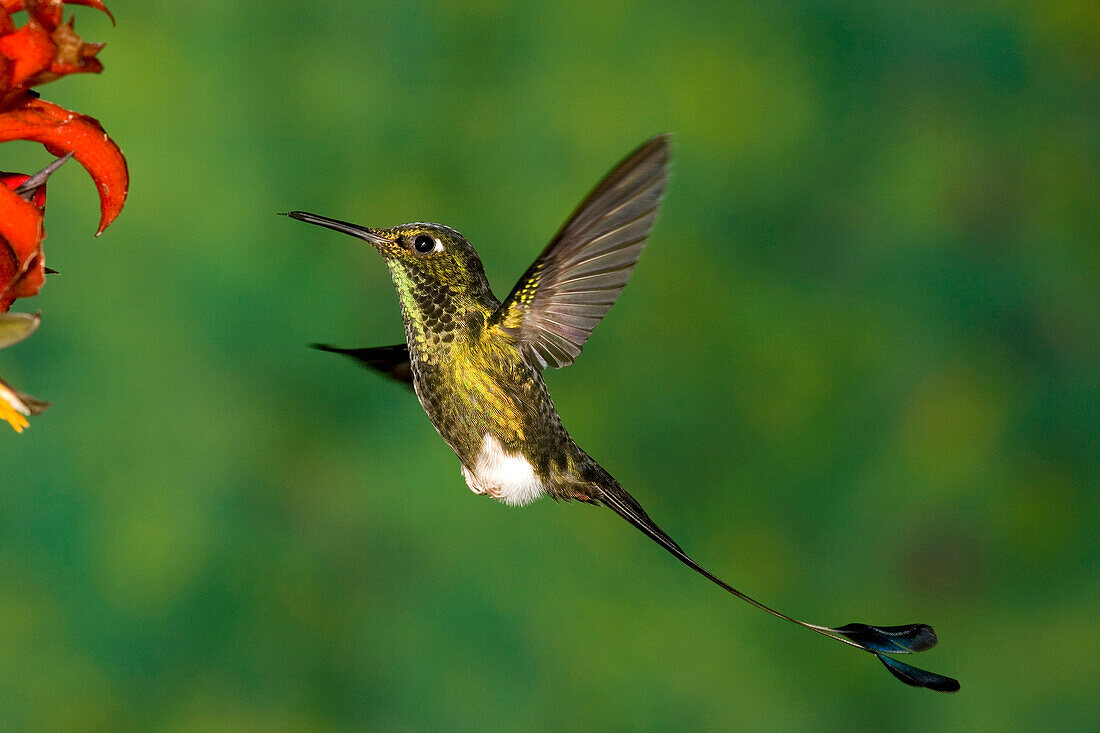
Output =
[
  {"x1": 0, "y1": 374, "x2": 47, "y2": 433},
  {"x1": 0, "y1": 386, "x2": 30, "y2": 432},
  {"x1": 0, "y1": 313, "x2": 48, "y2": 432}
]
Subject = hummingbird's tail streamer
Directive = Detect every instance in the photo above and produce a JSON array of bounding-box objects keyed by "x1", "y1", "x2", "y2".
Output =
[{"x1": 596, "y1": 488, "x2": 959, "y2": 692}]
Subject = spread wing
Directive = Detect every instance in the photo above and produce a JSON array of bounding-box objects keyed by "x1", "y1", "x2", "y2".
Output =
[{"x1": 492, "y1": 135, "x2": 670, "y2": 369}]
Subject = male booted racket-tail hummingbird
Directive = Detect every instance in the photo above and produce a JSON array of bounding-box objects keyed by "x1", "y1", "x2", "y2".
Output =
[{"x1": 285, "y1": 135, "x2": 958, "y2": 692}]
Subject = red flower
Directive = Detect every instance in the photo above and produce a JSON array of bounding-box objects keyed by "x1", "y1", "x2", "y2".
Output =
[
  {"x1": 0, "y1": 166, "x2": 48, "y2": 311},
  {"x1": 0, "y1": 0, "x2": 127, "y2": 310},
  {"x1": 0, "y1": 0, "x2": 127, "y2": 430}
]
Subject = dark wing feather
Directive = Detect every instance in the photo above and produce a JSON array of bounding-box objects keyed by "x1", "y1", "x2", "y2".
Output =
[
  {"x1": 311, "y1": 343, "x2": 414, "y2": 388},
  {"x1": 493, "y1": 135, "x2": 671, "y2": 369}
]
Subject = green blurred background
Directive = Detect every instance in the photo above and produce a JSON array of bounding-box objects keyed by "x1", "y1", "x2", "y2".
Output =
[{"x1": 2, "y1": 0, "x2": 1096, "y2": 729}]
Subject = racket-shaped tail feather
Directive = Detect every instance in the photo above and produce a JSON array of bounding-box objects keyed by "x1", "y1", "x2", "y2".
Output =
[
  {"x1": 876, "y1": 653, "x2": 961, "y2": 692},
  {"x1": 596, "y1": 484, "x2": 960, "y2": 693},
  {"x1": 832, "y1": 622, "x2": 939, "y2": 654}
]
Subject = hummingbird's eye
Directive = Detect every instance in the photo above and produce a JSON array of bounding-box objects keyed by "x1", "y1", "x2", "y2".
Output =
[{"x1": 413, "y1": 234, "x2": 438, "y2": 254}]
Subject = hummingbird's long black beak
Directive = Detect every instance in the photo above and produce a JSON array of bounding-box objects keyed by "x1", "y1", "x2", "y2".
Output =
[{"x1": 283, "y1": 211, "x2": 390, "y2": 247}]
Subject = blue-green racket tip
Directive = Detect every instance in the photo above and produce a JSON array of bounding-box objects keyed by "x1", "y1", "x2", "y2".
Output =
[
  {"x1": 876, "y1": 653, "x2": 960, "y2": 693},
  {"x1": 834, "y1": 622, "x2": 938, "y2": 654}
]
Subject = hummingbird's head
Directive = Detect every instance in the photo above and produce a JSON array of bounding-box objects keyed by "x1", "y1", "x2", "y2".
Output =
[
  {"x1": 285, "y1": 211, "x2": 498, "y2": 335},
  {"x1": 285, "y1": 212, "x2": 493, "y2": 296}
]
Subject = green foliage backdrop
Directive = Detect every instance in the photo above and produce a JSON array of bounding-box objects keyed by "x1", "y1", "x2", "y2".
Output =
[{"x1": 1, "y1": 1, "x2": 1096, "y2": 729}]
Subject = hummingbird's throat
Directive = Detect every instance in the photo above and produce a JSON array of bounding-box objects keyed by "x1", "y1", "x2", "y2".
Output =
[{"x1": 385, "y1": 260, "x2": 472, "y2": 362}]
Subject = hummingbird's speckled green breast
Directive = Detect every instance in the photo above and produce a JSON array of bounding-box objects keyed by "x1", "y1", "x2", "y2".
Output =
[{"x1": 386, "y1": 257, "x2": 579, "y2": 503}]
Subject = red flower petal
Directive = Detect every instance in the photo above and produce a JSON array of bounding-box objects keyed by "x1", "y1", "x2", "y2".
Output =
[
  {"x1": 0, "y1": 182, "x2": 43, "y2": 311},
  {"x1": 0, "y1": 97, "x2": 127, "y2": 234},
  {"x1": 0, "y1": 171, "x2": 43, "y2": 253},
  {"x1": 0, "y1": 8, "x2": 107, "y2": 103},
  {"x1": 0, "y1": 170, "x2": 47, "y2": 305},
  {"x1": 0, "y1": 171, "x2": 31, "y2": 189},
  {"x1": 6, "y1": 248, "x2": 44, "y2": 300},
  {"x1": 0, "y1": 169, "x2": 47, "y2": 209},
  {"x1": 0, "y1": 22, "x2": 54, "y2": 89},
  {"x1": 0, "y1": 1, "x2": 114, "y2": 29}
]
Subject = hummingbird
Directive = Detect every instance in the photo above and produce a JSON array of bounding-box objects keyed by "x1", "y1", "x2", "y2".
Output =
[{"x1": 285, "y1": 135, "x2": 959, "y2": 692}]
